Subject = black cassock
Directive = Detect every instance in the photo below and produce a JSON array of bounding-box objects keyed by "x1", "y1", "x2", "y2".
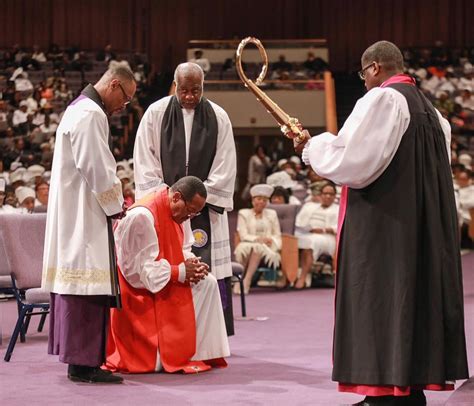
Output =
[{"x1": 333, "y1": 83, "x2": 469, "y2": 386}]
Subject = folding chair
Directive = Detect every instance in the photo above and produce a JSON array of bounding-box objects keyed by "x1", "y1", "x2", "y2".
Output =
[{"x1": 0, "y1": 213, "x2": 50, "y2": 362}]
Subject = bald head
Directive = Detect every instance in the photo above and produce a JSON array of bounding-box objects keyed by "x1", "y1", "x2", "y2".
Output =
[{"x1": 361, "y1": 41, "x2": 404, "y2": 74}]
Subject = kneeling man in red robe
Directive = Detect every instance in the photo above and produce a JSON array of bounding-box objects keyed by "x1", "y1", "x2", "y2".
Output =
[{"x1": 105, "y1": 176, "x2": 230, "y2": 373}]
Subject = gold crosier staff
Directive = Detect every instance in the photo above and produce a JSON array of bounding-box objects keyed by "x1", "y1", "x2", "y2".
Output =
[{"x1": 235, "y1": 37, "x2": 306, "y2": 143}]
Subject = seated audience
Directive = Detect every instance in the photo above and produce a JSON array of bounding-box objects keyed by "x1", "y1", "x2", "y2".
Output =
[
  {"x1": 15, "y1": 185, "x2": 35, "y2": 213},
  {"x1": 303, "y1": 52, "x2": 329, "y2": 77},
  {"x1": 455, "y1": 167, "x2": 474, "y2": 248},
  {"x1": 294, "y1": 182, "x2": 339, "y2": 289},
  {"x1": 0, "y1": 179, "x2": 18, "y2": 213},
  {"x1": 188, "y1": 49, "x2": 211, "y2": 75},
  {"x1": 272, "y1": 55, "x2": 292, "y2": 72},
  {"x1": 266, "y1": 170, "x2": 302, "y2": 205},
  {"x1": 234, "y1": 184, "x2": 281, "y2": 294},
  {"x1": 35, "y1": 180, "x2": 49, "y2": 208},
  {"x1": 241, "y1": 145, "x2": 271, "y2": 202},
  {"x1": 270, "y1": 186, "x2": 290, "y2": 204}
]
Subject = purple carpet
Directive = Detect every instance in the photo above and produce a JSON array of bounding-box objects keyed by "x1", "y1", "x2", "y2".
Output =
[{"x1": 1, "y1": 253, "x2": 473, "y2": 405}]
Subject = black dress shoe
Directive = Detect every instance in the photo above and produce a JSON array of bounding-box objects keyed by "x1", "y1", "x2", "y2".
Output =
[
  {"x1": 349, "y1": 393, "x2": 427, "y2": 406},
  {"x1": 345, "y1": 396, "x2": 399, "y2": 406},
  {"x1": 404, "y1": 391, "x2": 426, "y2": 406},
  {"x1": 68, "y1": 364, "x2": 123, "y2": 384}
]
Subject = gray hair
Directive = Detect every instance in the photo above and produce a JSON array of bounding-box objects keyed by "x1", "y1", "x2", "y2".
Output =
[
  {"x1": 99, "y1": 65, "x2": 136, "y2": 85},
  {"x1": 174, "y1": 62, "x2": 204, "y2": 85},
  {"x1": 361, "y1": 41, "x2": 404, "y2": 73},
  {"x1": 170, "y1": 176, "x2": 207, "y2": 201}
]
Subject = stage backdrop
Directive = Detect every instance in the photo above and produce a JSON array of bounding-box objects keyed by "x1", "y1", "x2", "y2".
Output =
[{"x1": 0, "y1": 0, "x2": 473, "y2": 72}]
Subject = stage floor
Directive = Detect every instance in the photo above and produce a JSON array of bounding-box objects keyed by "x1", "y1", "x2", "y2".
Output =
[{"x1": 1, "y1": 253, "x2": 473, "y2": 405}]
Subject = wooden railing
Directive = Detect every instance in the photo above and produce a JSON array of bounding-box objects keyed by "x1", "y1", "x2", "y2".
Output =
[{"x1": 189, "y1": 39, "x2": 328, "y2": 48}]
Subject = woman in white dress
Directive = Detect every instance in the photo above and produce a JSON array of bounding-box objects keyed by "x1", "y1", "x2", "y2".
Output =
[
  {"x1": 234, "y1": 184, "x2": 282, "y2": 294},
  {"x1": 294, "y1": 182, "x2": 339, "y2": 289}
]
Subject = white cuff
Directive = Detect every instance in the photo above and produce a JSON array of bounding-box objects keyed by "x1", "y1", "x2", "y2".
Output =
[
  {"x1": 302, "y1": 138, "x2": 312, "y2": 165},
  {"x1": 178, "y1": 262, "x2": 186, "y2": 283}
]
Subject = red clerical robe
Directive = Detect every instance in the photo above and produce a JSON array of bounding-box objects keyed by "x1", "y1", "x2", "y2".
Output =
[{"x1": 105, "y1": 188, "x2": 218, "y2": 373}]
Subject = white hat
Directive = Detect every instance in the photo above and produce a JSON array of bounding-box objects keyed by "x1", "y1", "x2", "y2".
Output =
[
  {"x1": 289, "y1": 156, "x2": 301, "y2": 165},
  {"x1": 277, "y1": 159, "x2": 289, "y2": 169},
  {"x1": 415, "y1": 68, "x2": 427, "y2": 80},
  {"x1": 0, "y1": 178, "x2": 5, "y2": 192},
  {"x1": 10, "y1": 162, "x2": 23, "y2": 171},
  {"x1": 19, "y1": 100, "x2": 28, "y2": 107},
  {"x1": 22, "y1": 170, "x2": 35, "y2": 185},
  {"x1": 116, "y1": 160, "x2": 130, "y2": 171},
  {"x1": 116, "y1": 170, "x2": 130, "y2": 180},
  {"x1": 43, "y1": 171, "x2": 51, "y2": 181},
  {"x1": 266, "y1": 170, "x2": 298, "y2": 190},
  {"x1": 27, "y1": 164, "x2": 45, "y2": 178},
  {"x1": 250, "y1": 184, "x2": 274, "y2": 198},
  {"x1": 10, "y1": 168, "x2": 26, "y2": 184},
  {"x1": 458, "y1": 153, "x2": 472, "y2": 168},
  {"x1": 15, "y1": 186, "x2": 35, "y2": 204}
]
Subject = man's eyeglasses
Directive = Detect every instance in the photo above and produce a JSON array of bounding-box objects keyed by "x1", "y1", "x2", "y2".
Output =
[
  {"x1": 118, "y1": 83, "x2": 132, "y2": 106},
  {"x1": 358, "y1": 62, "x2": 376, "y2": 80},
  {"x1": 179, "y1": 191, "x2": 201, "y2": 218}
]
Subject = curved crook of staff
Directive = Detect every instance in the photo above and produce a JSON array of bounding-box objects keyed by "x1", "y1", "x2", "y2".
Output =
[{"x1": 235, "y1": 36, "x2": 306, "y2": 143}]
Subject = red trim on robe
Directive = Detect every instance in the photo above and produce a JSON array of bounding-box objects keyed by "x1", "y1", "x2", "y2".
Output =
[
  {"x1": 335, "y1": 74, "x2": 453, "y2": 396},
  {"x1": 105, "y1": 188, "x2": 223, "y2": 374},
  {"x1": 338, "y1": 383, "x2": 454, "y2": 397},
  {"x1": 380, "y1": 74, "x2": 416, "y2": 88}
]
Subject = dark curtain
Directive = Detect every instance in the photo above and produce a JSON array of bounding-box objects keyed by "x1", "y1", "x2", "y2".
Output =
[{"x1": 0, "y1": 0, "x2": 473, "y2": 72}]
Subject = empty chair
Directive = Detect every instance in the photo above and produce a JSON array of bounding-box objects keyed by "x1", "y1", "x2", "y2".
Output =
[{"x1": 0, "y1": 213, "x2": 49, "y2": 362}]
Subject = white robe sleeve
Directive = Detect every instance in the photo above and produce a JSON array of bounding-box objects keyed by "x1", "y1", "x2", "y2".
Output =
[
  {"x1": 182, "y1": 220, "x2": 196, "y2": 260},
  {"x1": 303, "y1": 87, "x2": 411, "y2": 189},
  {"x1": 114, "y1": 207, "x2": 185, "y2": 293},
  {"x1": 434, "y1": 108, "x2": 452, "y2": 163},
  {"x1": 204, "y1": 104, "x2": 236, "y2": 210},
  {"x1": 70, "y1": 109, "x2": 123, "y2": 215},
  {"x1": 133, "y1": 105, "x2": 166, "y2": 200}
]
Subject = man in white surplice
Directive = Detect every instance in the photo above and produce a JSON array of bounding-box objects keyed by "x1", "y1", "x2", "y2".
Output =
[
  {"x1": 133, "y1": 62, "x2": 237, "y2": 334},
  {"x1": 42, "y1": 66, "x2": 137, "y2": 384}
]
